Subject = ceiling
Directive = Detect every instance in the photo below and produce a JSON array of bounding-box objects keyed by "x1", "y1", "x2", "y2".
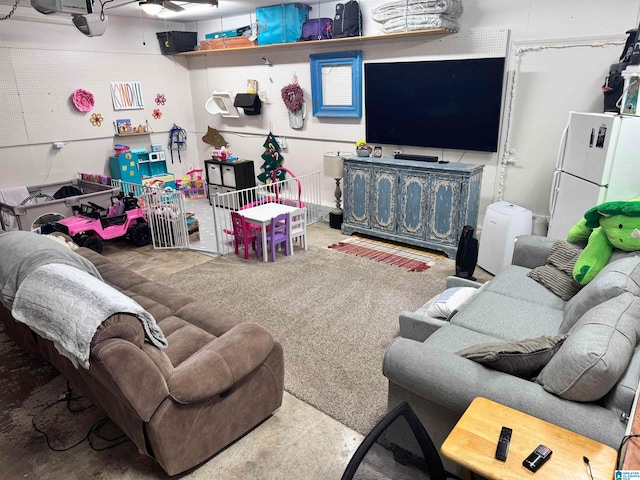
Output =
[
  {"x1": 103, "y1": 0, "x2": 265, "y2": 23},
  {"x1": 0, "y1": 0, "x2": 331, "y2": 23}
]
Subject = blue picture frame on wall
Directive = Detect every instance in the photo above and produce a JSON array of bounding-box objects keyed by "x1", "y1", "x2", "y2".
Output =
[{"x1": 310, "y1": 50, "x2": 362, "y2": 118}]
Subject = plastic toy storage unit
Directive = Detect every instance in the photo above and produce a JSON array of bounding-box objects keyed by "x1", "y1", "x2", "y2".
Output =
[{"x1": 205, "y1": 159, "x2": 256, "y2": 209}]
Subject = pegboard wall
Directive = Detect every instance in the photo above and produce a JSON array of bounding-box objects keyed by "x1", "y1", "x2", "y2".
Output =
[
  {"x1": 0, "y1": 47, "x2": 191, "y2": 148},
  {"x1": 1, "y1": 30, "x2": 509, "y2": 148},
  {"x1": 193, "y1": 29, "x2": 509, "y2": 144}
]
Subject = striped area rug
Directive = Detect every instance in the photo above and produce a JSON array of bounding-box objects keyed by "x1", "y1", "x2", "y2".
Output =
[{"x1": 328, "y1": 235, "x2": 442, "y2": 272}]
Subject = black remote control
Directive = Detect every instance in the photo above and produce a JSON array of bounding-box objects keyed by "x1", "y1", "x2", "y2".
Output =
[
  {"x1": 495, "y1": 426, "x2": 512, "y2": 461},
  {"x1": 522, "y1": 444, "x2": 552, "y2": 472}
]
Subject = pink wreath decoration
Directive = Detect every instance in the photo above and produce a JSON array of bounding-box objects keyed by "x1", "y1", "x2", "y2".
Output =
[
  {"x1": 155, "y1": 93, "x2": 166, "y2": 105},
  {"x1": 72, "y1": 89, "x2": 94, "y2": 112},
  {"x1": 281, "y1": 83, "x2": 304, "y2": 112}
]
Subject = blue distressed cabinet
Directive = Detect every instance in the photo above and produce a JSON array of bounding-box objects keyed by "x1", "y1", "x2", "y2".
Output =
[{"x1": 342, "y1": 156, "x2": 483, "y2": 257}]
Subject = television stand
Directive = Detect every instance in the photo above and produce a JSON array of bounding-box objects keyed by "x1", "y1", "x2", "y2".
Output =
[
  {"x1": 342, "y1": 156, "x2": 483, "y2": 257},
  {"x1": 393, "y1": 153, "x2": 438, "y2": 162}
]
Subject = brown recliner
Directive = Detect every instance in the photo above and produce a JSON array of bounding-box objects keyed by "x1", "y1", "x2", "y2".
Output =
[{"x1": 0, "y1": 247, "x2": 284, "y2": 476}]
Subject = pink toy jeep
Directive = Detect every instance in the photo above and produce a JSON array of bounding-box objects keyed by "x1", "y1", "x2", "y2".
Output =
[{"x1": 54, "y1": 192, "x2": 151, "y2": 253}]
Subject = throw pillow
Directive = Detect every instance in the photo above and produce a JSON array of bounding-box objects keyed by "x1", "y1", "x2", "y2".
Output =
[
  {"x1": 561, "y1": 256, "x2": 640, "y2": 334},
  {"x1": 455, "y1": 335, "x2": 568, "y2": 379},
  {"x1": 528, "y1": 240, "x2": 583, "y2": 300},
  {"x1": 536, "y1": 292, "x2": 640, "y2": 402},
  {"x1": 427, "y1": 287, "x2": 477, "y2": 319}
]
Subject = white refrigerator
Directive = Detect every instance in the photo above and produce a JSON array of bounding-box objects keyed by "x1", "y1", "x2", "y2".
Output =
[{"x1": 547, "y1": 111, "x2": 640, "y2": 240}]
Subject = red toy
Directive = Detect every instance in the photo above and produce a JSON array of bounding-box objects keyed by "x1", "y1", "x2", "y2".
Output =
[{"x1": 53, "y1": 192, "x2": 151, "y2": 253}]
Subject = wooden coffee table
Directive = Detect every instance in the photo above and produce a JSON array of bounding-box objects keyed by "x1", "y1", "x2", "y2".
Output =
[{"x1": 441, "y1": 397, "x2": 617, "y2": 479}]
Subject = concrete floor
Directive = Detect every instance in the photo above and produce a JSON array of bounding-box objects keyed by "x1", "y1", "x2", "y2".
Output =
[{"x1": 100, "y1": 220, "x2": 492, "y2": 479}]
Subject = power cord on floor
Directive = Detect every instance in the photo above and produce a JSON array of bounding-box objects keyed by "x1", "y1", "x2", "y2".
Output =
[
  {"x1": 87, "y1": 417, "x2": 130, "y2": 451},
  {"x1": 31, "y1": 380, "x2": 130, "y2": 452}
]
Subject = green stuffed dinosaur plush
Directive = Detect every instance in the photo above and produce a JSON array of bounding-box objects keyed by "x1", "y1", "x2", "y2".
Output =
[{"x1": 566, "y1": 200, "x2": 640, "y2": 285}]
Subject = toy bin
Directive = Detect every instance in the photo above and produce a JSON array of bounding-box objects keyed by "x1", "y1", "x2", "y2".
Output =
[{"x1": 156, "y1": 31, "x2": 198, "y2": 54}]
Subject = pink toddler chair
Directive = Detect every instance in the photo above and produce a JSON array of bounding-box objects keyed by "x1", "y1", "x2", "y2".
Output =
[
  {"x1": 230, "y1": 211, "x2": 260, "y2": 260},
  {"x1": 256, "y1": 213, "x2": 290, "y2": 262}
]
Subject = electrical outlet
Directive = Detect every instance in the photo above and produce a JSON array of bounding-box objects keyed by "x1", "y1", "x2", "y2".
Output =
[
  {"x1": 393, "y1": 149, "x2": 402, "y2": 155},
  {"x1": 258, "y1": 90, "x2": 269, "y2": 103},
  {"x1": 277, "y1": 137, "x2": 287, "y2": 149}
]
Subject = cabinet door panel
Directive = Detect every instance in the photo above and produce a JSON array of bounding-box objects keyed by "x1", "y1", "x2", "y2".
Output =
[
  {"x1": 398, "y1": 173, "x2": 427, "y2": 239},
  {"x1": 371, "y1": 170, "x2": 396, "y2": 232},
  {"x1": 345, "y1": 166, "x2": 371, "y2": 227},
  {"x1": 427, "y1": 175, "x2": 461, "y2": 244}
]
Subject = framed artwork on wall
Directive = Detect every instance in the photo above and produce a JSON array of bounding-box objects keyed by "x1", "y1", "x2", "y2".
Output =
[
  {"x1": 111, "y1": 81, "x2": 144, "y2": 110},
  {"x1": 310, "y1": 50, "x2": 362, "y2": 118}
]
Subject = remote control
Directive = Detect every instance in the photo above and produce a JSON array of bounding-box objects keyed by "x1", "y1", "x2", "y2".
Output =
[
  {"x1": 495, "y1": 426, "x2": 512, "y2": 461},
  {"x1": 522, "y1": 444, "x2": 553, "y2": 472}
]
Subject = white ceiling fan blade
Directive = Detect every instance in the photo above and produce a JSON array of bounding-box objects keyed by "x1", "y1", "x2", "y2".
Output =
[{"x1": 183, "y1": 0, "x2": 218, "y2": 5}]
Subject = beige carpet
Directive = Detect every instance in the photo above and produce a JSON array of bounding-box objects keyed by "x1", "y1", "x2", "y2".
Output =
[{"x1": 154, "y1": 245, "x2": 450, "y2": 435}]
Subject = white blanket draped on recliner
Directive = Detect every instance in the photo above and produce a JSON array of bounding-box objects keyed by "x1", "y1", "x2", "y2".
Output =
[{"x1": 11, "y1": 263, "x2": 167, "y2": 369}]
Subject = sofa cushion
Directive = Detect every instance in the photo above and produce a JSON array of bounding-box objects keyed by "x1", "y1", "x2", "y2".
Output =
[
  {"x1": 536, "y1": 292, "x2": 640, "y2": 402},
  {"x1": 158, "y1": 316, "x2": 215, "y2": 367},
  {"x1": 422, "y1": 323, "x2": 508, "y2": 353},
  {"x1": 599, "y1": 343, "x2": 640, "y2": 417},
  {"x1": 456, "y1": 335, "x2": 567, "y2": 379},
  {"x1": 527, "y1": 240, "x2": 583, "y2": 301},
  {"x1": 427, "y1": 287, "x2": 478, "y2": 319},
  {"x1": 561, "y1": 256, "x2": 640, "y2": 334},
  {"x1": 450, "y1": 291, "x2": 564, "y2": 341},
  {"x1": 482, "y1": 265, "x2": 567, "y2": 311}
]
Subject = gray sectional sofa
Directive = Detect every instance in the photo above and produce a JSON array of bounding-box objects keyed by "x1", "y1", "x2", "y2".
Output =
[{"x1": 383, "y1": 235, "x2": 640, "y2": 473}]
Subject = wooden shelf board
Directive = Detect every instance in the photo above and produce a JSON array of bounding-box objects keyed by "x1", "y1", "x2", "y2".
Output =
[
  {"x1": 177, "y1": 29, "x2": 452, "y2": 56},
  {"x1": 115, "y1": 132, "x2": 152, "y2": 136}
]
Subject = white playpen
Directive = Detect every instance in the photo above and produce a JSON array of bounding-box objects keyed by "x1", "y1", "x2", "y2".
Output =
[{"x1": 112, "y1": 170, "x2": 323, "y2": 255}]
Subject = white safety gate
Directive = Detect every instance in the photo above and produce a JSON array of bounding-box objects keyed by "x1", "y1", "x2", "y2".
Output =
[
  {"x1": 111, "y1": 180, "x2": 190, "y2": 250},
  {"x1": 112, "y1": 170, "x2": 323, "y2": 254}
]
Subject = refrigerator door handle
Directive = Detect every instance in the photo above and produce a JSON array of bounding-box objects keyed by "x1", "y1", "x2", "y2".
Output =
[
  {"x1": 555, "y1": 121, "x2": 570, "y2": 170},
  {"x1": 549, "y1": 170, "x2": 561, "y2": 216}
]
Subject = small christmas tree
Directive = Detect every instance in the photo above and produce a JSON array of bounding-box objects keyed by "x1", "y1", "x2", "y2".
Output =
[{"x1": 258, "y1": 132, "x2": 286, "y2": 183}]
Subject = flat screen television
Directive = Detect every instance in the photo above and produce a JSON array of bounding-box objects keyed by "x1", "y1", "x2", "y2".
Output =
[{"x1": 364, "y1": 57, "x2": 506, "y2": 153}]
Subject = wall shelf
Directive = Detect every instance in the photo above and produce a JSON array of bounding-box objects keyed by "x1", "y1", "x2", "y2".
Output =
[
  {"x1": 178, "y1": 28, "x2": 453, "y2": 56},
  {"x1": 115, "y1": 132, "x2": 151, "y2": 137}
]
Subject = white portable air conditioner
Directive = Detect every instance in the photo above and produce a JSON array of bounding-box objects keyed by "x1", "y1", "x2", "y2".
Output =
[{"x1": 477, "y1": 201, "x2": 532, "y2": 275}]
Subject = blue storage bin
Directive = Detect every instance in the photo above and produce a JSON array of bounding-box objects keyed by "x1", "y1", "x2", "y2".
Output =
[
  {"x1": 205, "y1": 29, "x2": 238, "y2": 39},
  {"x1": 205, "y1": 25, "x2": 251, "y2": 39},
  {"x1": 256, "y1": 3, "x2": 311, "y2": 46}
]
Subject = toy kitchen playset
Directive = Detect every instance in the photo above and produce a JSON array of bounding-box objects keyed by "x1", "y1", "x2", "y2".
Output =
[{"x1": 109, "y1": 144, "x2": 176, "y2": 189}]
